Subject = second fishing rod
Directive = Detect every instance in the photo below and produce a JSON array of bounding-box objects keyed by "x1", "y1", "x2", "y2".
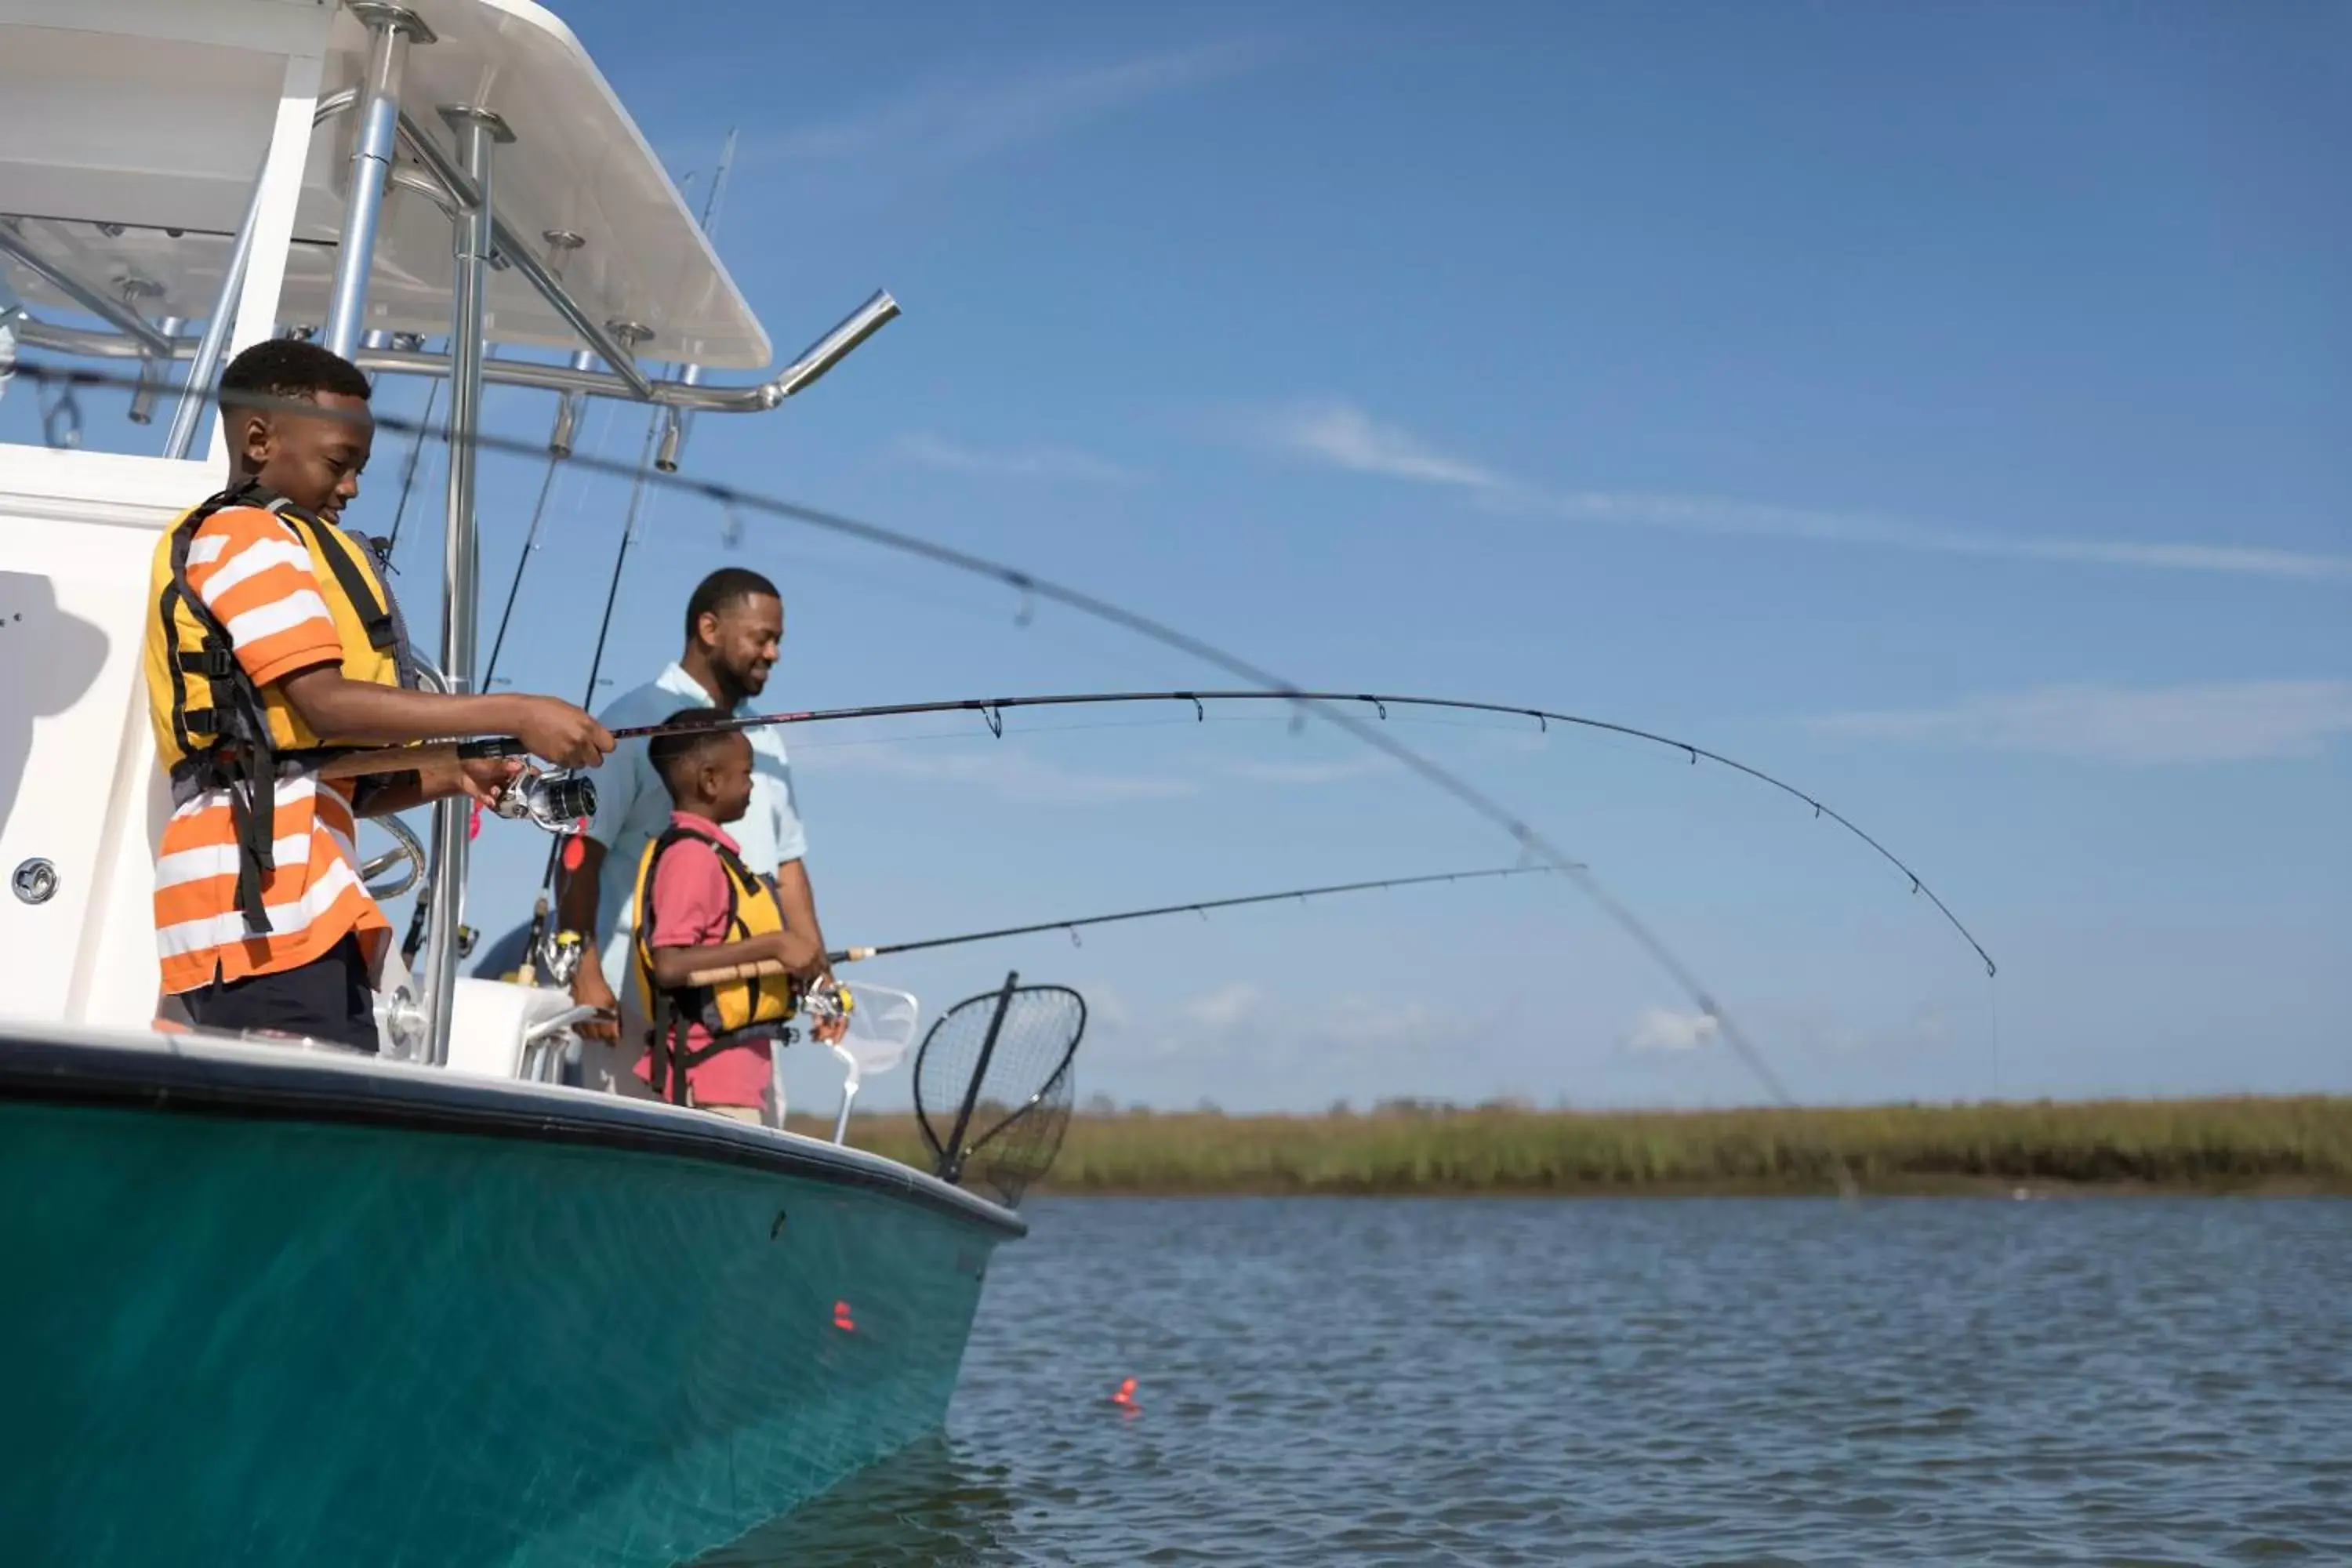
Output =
[{"x1": 321, "y1": 684, "x2": 1993, "y2": 976}]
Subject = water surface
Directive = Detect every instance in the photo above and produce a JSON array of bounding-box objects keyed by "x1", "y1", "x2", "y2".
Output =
[{"x1": 714, "y1": 1198, "x2": 2352, "y2": 1565}]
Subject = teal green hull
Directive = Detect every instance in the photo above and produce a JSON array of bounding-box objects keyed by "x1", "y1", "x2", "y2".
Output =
[{"x1": 0, "y1": 1045, "x2": 1016, "y2": 1566}]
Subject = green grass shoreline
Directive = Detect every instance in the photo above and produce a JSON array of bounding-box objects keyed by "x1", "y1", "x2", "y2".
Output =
[{"x1": 795, "y1": 1096, "x2": 2352, "y2": 1196}]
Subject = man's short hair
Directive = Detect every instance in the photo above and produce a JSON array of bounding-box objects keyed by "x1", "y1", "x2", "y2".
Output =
[
  {"x1": 217, "y1": 339, "x2": 372, "y2": 413},
  {"x1": 684, "y1": 566, "x2": 779, "y2": 644},
  {"x1": 647, "y1": 708, "x2": 740, "y2": 797}
]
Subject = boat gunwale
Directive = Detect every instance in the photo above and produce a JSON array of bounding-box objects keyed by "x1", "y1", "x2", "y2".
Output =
[{"x1": 0, "y1": 1025, "x2": 1026, "y2": 1238}]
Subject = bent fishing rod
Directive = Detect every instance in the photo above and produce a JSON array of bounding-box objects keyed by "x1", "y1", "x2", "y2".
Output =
[
  {"x1": 17, "y1": 361, "x2": 1920, "y2": 1178},
  {"x1": 677, "y1": 863, "x2": 1559, "y2": 985},
  {"x1": 314, "y1": 685, "x2": 1993, "y2": 978}
]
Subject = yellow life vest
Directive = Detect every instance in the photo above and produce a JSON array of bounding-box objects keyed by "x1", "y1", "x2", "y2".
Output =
[
  {"x1": 630, "y1": 822, "x2": 800, "y2": 1101},
  {"x1": 142, "y1": 481, "x2": 406, "y2": 931}
]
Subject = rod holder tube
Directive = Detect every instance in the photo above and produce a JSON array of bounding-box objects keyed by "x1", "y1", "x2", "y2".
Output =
[
  {"x1": 547, "y1": 349, "x2": 594, "y2": 456},
  {"x1": 770, "y1": 291, "x2": 899, "y2": 405},
  {"x1": 654, "y1": 405, "x2": 686, "y2": 472},
  {"x1": 322, "y1": 9, "x2": 423, "y2": 361},
  {"x1": 420, "y1": 106, "x2": 507, "y2": 1066},
  {"x1": 127, "y1": 317, "x2": 180, "y2": 424}
]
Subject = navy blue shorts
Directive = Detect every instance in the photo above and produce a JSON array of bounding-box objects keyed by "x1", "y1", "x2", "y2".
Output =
[{"x1": 183, "y1": 933, "x2": 381, "y2": 1053}]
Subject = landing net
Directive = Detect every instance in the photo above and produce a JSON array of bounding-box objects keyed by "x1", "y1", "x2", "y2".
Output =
[{"x1": 913, "y1": 981, "x2": 1085, "y2": 1208}]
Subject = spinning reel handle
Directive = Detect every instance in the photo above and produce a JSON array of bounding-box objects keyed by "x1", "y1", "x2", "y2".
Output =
[{"x1": 491, "y1": 766, "x2": 598, "y2": 836}]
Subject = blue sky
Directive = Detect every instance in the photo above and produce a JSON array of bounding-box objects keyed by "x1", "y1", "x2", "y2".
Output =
[{"x1": 15, "y1": 0, "x2": 2349, "y2": 1111}]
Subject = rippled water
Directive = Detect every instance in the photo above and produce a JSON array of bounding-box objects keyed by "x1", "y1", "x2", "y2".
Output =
[{"x1": 709, "y1": 1199, "x2": 2352, "y2": 1565}]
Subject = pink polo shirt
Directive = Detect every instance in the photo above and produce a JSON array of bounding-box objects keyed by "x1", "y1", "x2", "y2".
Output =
[{"x1": 635, "y1": 811, "x2": 774, "y2": 1109}]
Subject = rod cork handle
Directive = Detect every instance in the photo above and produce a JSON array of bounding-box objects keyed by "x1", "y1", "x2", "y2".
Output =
[
  {"x1": 681, "y1": 958, "x2": 789, "y2": 985},
  {"x1": 313, "y1": 735, "x2": 527, "y2": 782}
]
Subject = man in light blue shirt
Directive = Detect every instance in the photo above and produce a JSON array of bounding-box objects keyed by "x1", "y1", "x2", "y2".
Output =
[{"x1": 557, "y1": 568, "x2": 838, "y2": 1078}]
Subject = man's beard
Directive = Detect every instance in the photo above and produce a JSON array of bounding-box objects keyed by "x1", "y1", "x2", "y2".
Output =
[{"x1": 713, "y1": 659, "x2": 768, "y2": 704}]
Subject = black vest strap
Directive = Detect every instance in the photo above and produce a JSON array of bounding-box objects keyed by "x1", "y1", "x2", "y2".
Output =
[
  {"x1": 164, "y1": 481, "x2": 280, "y2": 935},
  {"x1": 638, "y1": 824, "x2": 742, "y2": 1040},
  {"x1": 648, "y1": 996, "x2": 790, "y2": 1107},
  {"x1": 282, "y1": 510, "x2": 398, "y2": 653}
]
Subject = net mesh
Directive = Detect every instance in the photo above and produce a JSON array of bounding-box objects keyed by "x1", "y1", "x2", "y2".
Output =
[
  {"x1": 832, "y1": 982, "x2": 920, "y2": 1083},
  {"x1": 913, "y1": 982, "x2": 1084, "y2": 1208}
]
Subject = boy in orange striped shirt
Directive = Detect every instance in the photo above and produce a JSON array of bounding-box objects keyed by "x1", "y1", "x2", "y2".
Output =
[{"x1": 148, "y1": 341, "x2": 614, "y2": 1050}]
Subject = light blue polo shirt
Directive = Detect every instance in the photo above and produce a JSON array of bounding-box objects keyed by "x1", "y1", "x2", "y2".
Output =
[{"x1": 586, "y1": 660, "x2": 808, "y2": 990}]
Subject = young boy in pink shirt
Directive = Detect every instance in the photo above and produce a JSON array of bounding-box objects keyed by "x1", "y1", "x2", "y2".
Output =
[{"x1": 629, "y1": 711, "x2": 822, "y2": 1122}]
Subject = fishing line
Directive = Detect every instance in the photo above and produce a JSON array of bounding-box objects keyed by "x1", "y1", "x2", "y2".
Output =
[
  {"x1": 782, "y1": 708, "x2": 1756, "y2": 776},
  {"x1": 1988, "y1": 973, "x2": 2002, "y2": 1102},
  {"x1": 506, "y1": 405, "x2": 664, "y2": 914},
  {"x1": 381, "y1": 376, "x2": 438, "y2": 557},
  {"x1": 485, "y1": 396, "x2": 619, "y2": 691},
  {"x1": 579, "y1": 411, "x2": 666, "y2": 707},
  {"x1": 18, "y1": 362, "x2": 1965, "y2": 1176},
  {"x1": 480, "y1": 451, "x2": 562, "y2": 691},
  {"x1": 681, "y1": 866, "x2": 1555, "y2": 985},
  {"x1": 561, "y1": 689, "x2": 1989, "y2": 980},
  {"x1": 788, "y1": 713, "x2": 1299, "y2": 750},
  {"x1": 833, "y1": 864, "x2": 1558, "y2": 963}
]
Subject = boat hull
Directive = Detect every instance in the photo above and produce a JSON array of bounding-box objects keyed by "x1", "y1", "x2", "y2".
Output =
[{"x1": 0, "y1": 1029, "x2": 1019, "y2": 1567}]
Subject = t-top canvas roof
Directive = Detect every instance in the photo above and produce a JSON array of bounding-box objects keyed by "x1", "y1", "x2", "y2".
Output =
[{"x1": 0, "y1": 0, "x2": 771, "y2": 368}]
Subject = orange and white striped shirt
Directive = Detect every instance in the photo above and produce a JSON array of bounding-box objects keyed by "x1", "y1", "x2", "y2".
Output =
[{"x1": 153, "y1": 504, "x2": 389, "y2": 995}]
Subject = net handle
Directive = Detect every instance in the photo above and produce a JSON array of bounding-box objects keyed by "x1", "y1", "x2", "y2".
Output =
[
  {"x1": 956, "y1": 989, "x2": 1087, "y2": 1163},
  {"x1": 937, "y1": 970, "x2": 1018, "y2": 1183},
  {"x1": 960, "y1": 1057, "x2": 1076, "y2": 1163}
]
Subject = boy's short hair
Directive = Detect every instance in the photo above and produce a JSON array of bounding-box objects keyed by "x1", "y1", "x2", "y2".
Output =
[
  {"x1": 217, "y1": 339, "x2": 372, "y2": 413},
  {"x1": 684, "y1": 566, "x2": 779, "y2": 644},
  {"x1": 648, "y1": 708, "x2": 742, "y2": 797}
]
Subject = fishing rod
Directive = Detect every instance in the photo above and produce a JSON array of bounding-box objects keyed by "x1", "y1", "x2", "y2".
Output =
[
  {"x1": 380, "y1": 376, "x2": 437, "y2": 557},
  {"x1": 314, "y1": 685, "x2": 1993, "y2": 977},
  {"x1": 677, "y1": 863, "x2": 1560, "y2": 985},
  {"x1": 17, "y1": 361, "x2": 1925, "y2": 1185},
  {"x1": 568, "y1": 142, "x2": 730, "y2": 713},
  {"x1": 495, "y1": 144, "x2": 735, "y2": 984}
]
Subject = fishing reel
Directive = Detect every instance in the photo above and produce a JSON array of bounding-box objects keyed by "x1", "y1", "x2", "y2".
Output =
[
  {"x1": 491, "y1": 766, "x2": 597, "y2": 836},
  {"x1": 777, "y1": 973, "x2": 855, "y2": 1047},
  {"x1": 798, "y1": 973, "x2": 856, "y2": 1026},
  {"x1": 536, "y1": 927, "x2": 587, "y2": 988}
]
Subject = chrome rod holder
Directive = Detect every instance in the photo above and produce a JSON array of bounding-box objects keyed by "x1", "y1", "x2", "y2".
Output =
[{"x1": 323, "y1": 5, "x2": 433, "y2": 361}]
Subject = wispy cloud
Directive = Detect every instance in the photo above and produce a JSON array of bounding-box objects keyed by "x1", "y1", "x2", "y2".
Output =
[
  {"x1": 1255, "y1": 402, "x2": 1512, "y2": 492},
  {"x1": 893, "y1": 432, "x2": 1133, "y2": 483},
  {"x1": 1184, "y1": 983, "x2": 1263, "y2": 1030},
  {"x1": 1813, "y1": 679, "x2": 2352, "y2": 764},
  {"x1": 749, "y1": 42, "x2": 1276, "y2": 178},
  {"x1": 1545, "y1": 492, "x2": 2352, "y2": 585},
  {"x1": 1626, "y1": 1007, "x2": 1720, "y2": 1053},
  {"x1": 793, "y1": 742, "x2": 1196, "y2": 804},
  {"x1": 1252, "y1": 400, "x2": 2352, "y2": 586}
]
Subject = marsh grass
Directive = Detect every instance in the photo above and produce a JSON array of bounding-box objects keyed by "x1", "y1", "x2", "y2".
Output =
[{"x1": 787, "y1": 1097, "x2": 2352, "y2": 1196}]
